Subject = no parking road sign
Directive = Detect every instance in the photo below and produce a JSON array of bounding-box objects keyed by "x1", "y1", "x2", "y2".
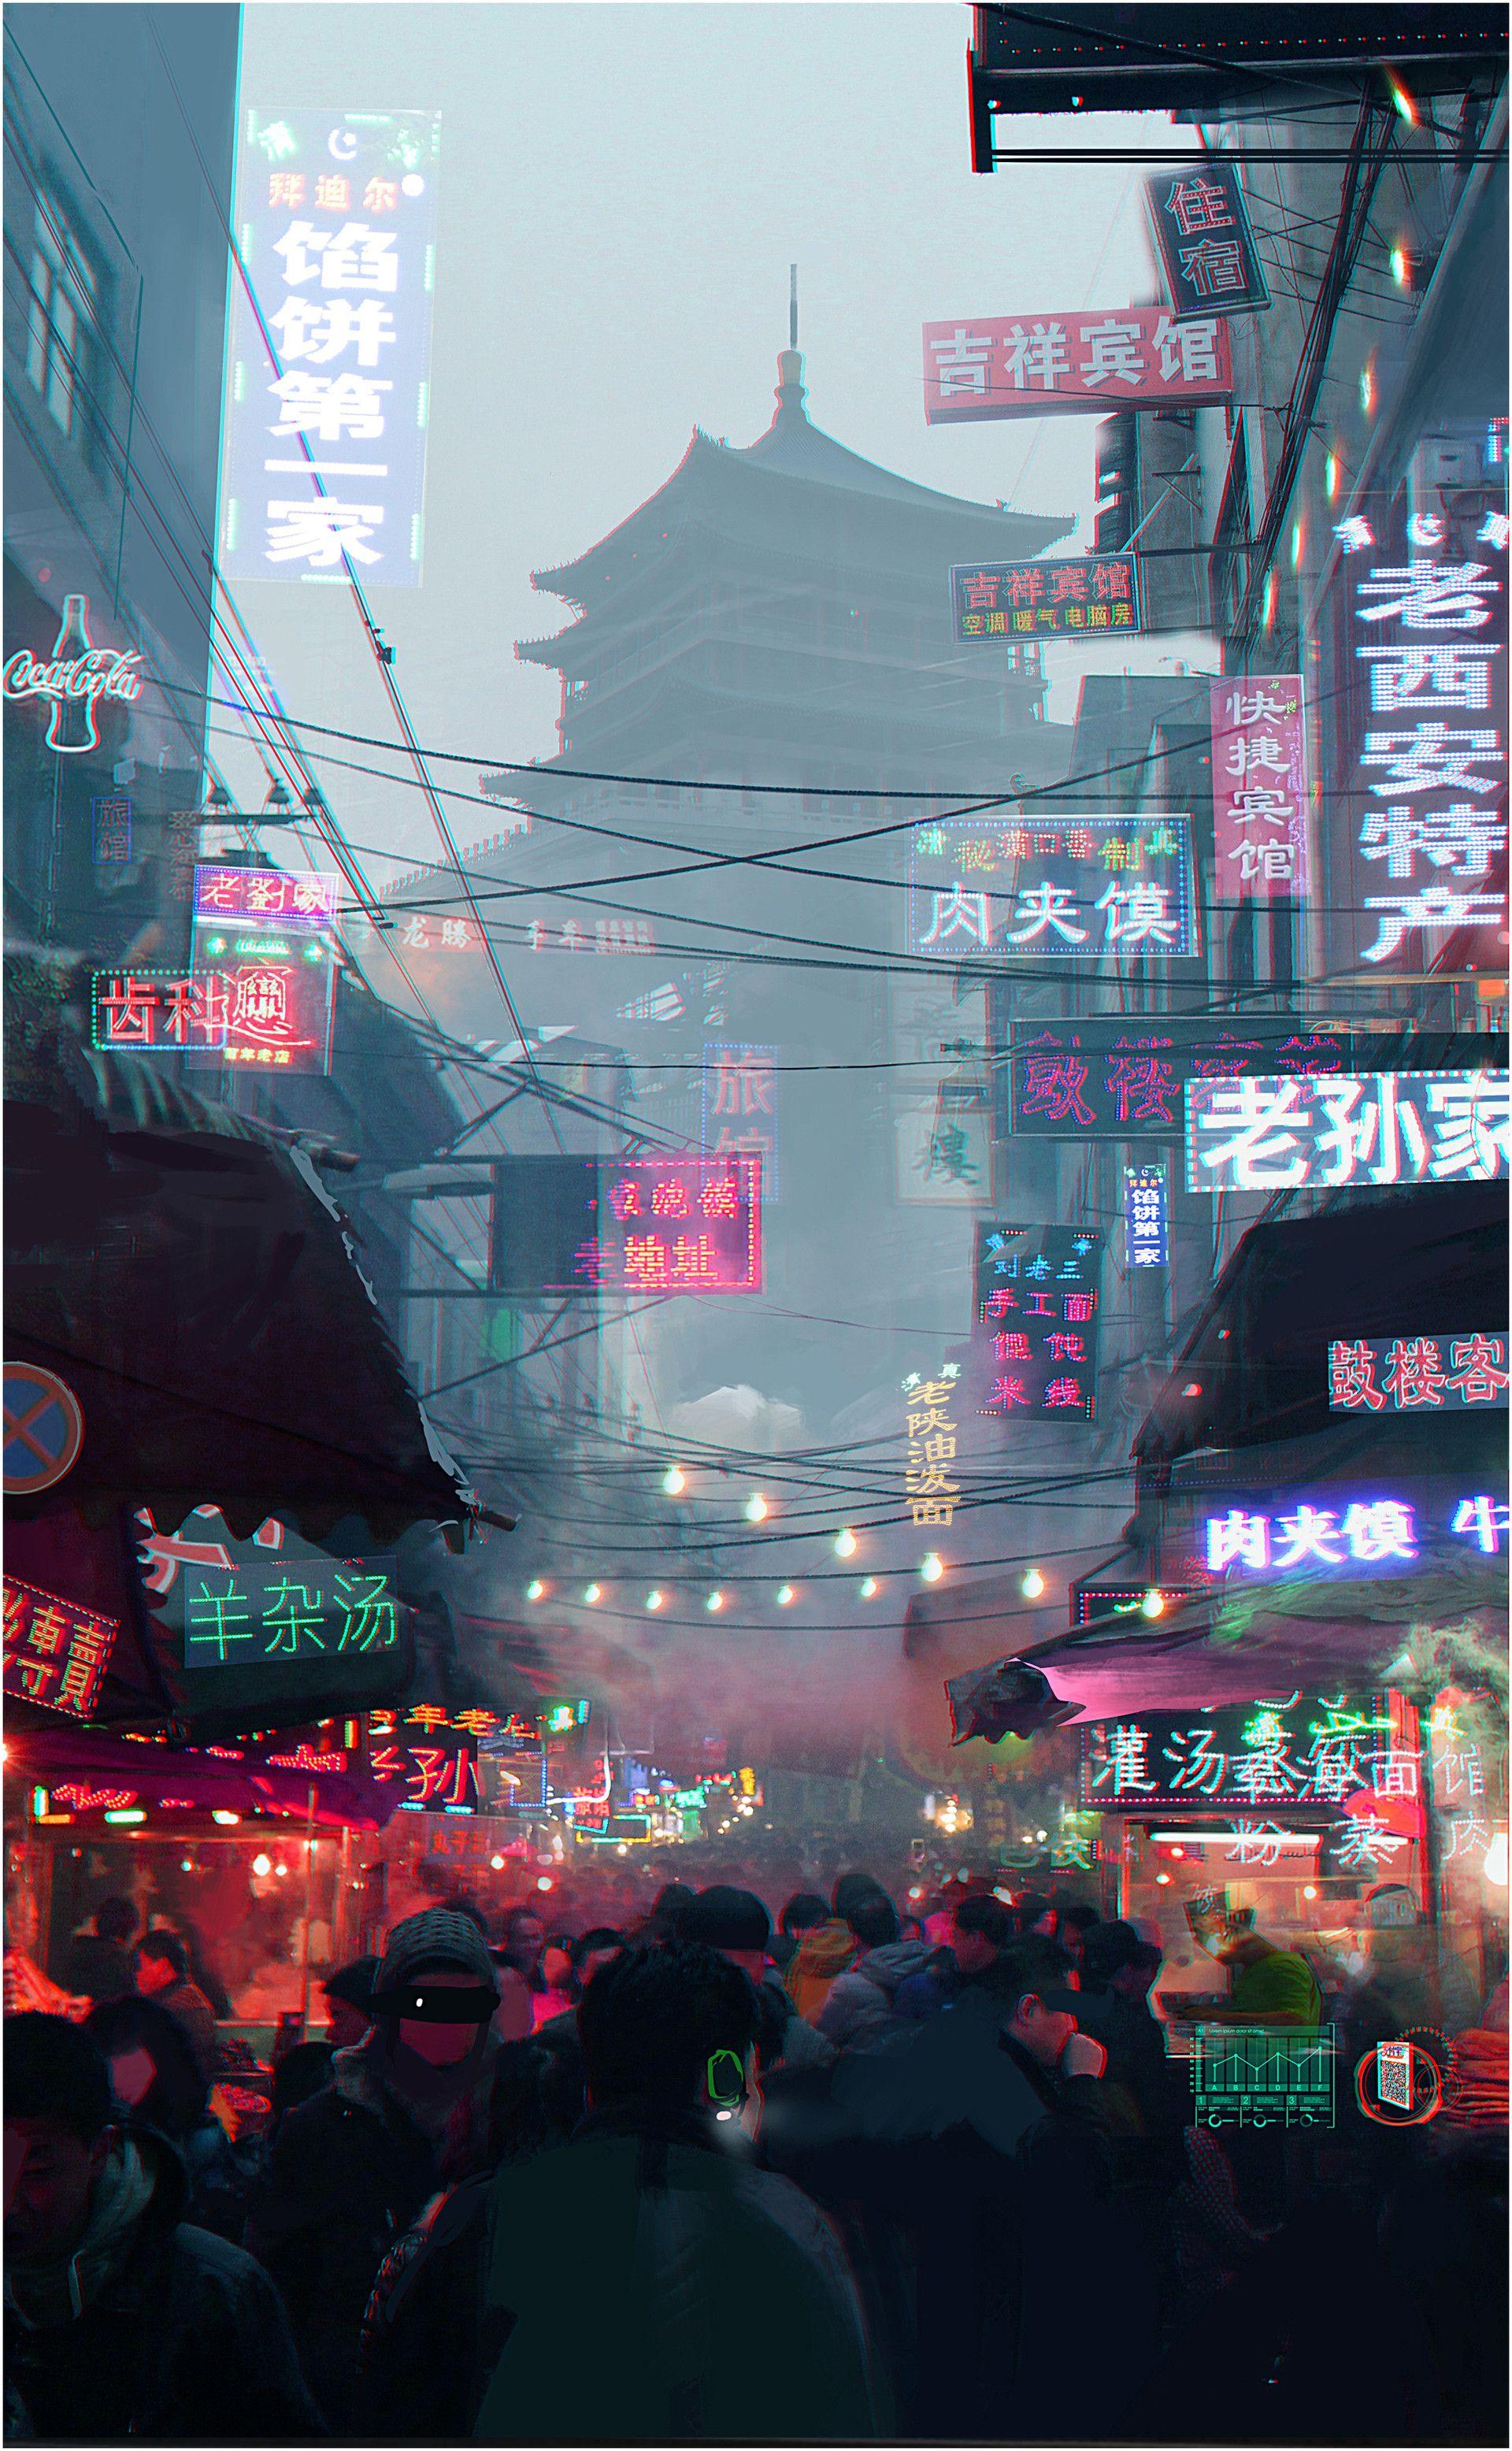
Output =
[{"x1": 3, "y1": 1364, "x2": 85, "y2": 1496}]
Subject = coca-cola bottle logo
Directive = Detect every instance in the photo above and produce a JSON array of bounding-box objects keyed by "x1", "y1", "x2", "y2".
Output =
[{"x1": 2, "y1": 593, "x2": 145, "y2": 755}]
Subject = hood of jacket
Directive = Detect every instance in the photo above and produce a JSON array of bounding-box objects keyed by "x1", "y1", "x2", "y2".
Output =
[
  {"x1": 853, "y1": 1940, "x2": 936, "y2": 1998},
  {"x1": 832, "y1": 1986, "x2": 1049, "y2": 2154},
  {"x1": 789, "y1": 1923, "x2": 857, "y2": 1984},
  {"x1": 6, "y1": 2123, "x2": 184, "y2": 2331}
]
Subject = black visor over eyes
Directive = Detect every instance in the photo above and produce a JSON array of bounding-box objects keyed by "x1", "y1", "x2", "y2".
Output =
[{"x1": 372, "y1": 1982, "x2": 498, "y2": 2023}]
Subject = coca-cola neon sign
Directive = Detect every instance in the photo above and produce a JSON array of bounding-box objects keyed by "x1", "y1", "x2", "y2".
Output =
[{"x1": 3, "y1": 594, "x2": 144, "y2": 754}]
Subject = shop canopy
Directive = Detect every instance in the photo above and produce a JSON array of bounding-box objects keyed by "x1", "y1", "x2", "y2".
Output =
[{"x1": 14, "y1": 1723, "x2": 404, "y2": 1830}]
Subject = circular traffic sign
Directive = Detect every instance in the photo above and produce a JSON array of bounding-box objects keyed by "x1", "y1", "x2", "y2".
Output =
[{"x1": 3, "y1": 1363, "x2": 85, "y2": 1496}]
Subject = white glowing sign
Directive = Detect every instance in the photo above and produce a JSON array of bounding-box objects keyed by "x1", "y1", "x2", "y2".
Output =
[
  {"x1": 1203, "y1": 1492, "x2": 1510, "y2": 1574},
  {"x1": 1185, "y1": 1070, "x2": 1510, "y2": 1190}
]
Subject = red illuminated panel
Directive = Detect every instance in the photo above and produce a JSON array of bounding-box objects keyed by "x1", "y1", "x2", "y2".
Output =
[{"x1": 578, "y1": 1157, "x2": 762, "y2": 1295}]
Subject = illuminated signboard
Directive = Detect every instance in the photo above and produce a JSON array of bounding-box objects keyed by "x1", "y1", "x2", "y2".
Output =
[
  {"x1": 488, "y1": 1155, "x2": 762, "y2": 1296},
  {"x1": 924, "y1": 304, "x2": 1232, "y2": 425},
  {"x1": 92, "y1": 797, "x2": 134, "y2": 865},
  {"x1": 190, "y1": 918, "x2": 339, "y2": 1073},
  {"x1": 1073, "y1": 1584, "x2": 1193, "y2": 1627},
  {"x1": 1079, "y1": 1695, "x2": 1400, "y2": 1811},
  {"x1": 369, "y1": 1739, "x2": 478, "y2": 1813},
  {"x1": 525, "y1": 913, "x2": 656, "y2": 955},
  {"x1": 901, "y1": 1362, "x2": 962, "y2": 1526},
  {"x1": 702, "y1": 1044, "x2": 779, "y2": 1196},
  {"x1": 910, "y1": 813, "x2": 1194, "y2": 961},
  {"x1": 195, "y1": 866, "x2": 342, "y2": 925},
  {"x1": 1124, "y1": 1163, "x2": 1169, "y2": 1268},
  {"x1": 1144, "y1": 161, "x2": 1269, "y2": 319},
  {"x1": 975, "y1": 1224, "x2": 1102, "y2": 1422},
  {"x1": 1203, "y1": 1492, "x2": 1509, "y2": 1574},
  {"x1": 1329, "y1": 1333, "x2": 1508, "y2": 1412},
  {"x1": 181, "y1": 1556, "x2": 398, "y2": 1666},
  {"x1": 1210, "y1": 673, "x2": 1309, "y2": 899},
  {"x1": 1186, "y1": 1070, "x2": 1510, "y2": 1190},
  {"x1": 1329, "y1": 473, "x2": 1507, "y2": 975},
  {"x1": 951, "y1": 555, "x2": 1142, "y2": 643},
  {"x1": 2, "y1": 595, "x2": 144, "y2": 752},
  {"x1": 3, "y1": 1576, "x2": 117, "y2": 1718},
  {"x1": 220, "y1": 109, "x2": 441, "y2": 588},
  {"x1": 1194, "y1": 2028, "x2": 1336, "y2": 2130}
]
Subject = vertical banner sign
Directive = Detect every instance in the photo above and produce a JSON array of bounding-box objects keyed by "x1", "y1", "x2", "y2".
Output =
[
  {"x1": 1124, "y1": 1163, "x2": 1169, "y2": 1267},
  {"x1": 221, "y1": 109, "x2": 441, "y2": 587},
  {"x1": 1210, "y1": 675, "x2": 1309, "y2": 898},
  {"x1": 91, "y1": 796, "x2": 134, "y2": 865},
  {"x1": 702, "y1": 1044, "x2": 780, "y2": 1196},
  {"x1": 974, "y1": 1225, "x2": 1103, "y2": 1422},
  {"x1": 1329, "y1": 480, "x2": 1508, "y2": 973},
  {"x1": 1144, "y1": 161, "x2": 1270, "y2": 320},
  {"x1": 902, "y1": 1363, "x2": 962, "y2": 1526}
]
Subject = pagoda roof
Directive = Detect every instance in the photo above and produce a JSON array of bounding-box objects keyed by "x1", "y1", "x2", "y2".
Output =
[{"x1": 529, "y1": 350, "x2": 1073, "y2": 603}]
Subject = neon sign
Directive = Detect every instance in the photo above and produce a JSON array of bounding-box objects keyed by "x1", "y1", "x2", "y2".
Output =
[
  {"x1": 1210, "y1": 673, "x2": 1309, "y2": 898},
  {"x1": 1124, "y1": 1164, "x2": 1169, "y2": 1268},
  {"x1": 2, "y1": 595, "x2": 143, "y2": 753},
  {"x1": 1186, "y1": 1069, "x2": 1510, "y2": 1190},
  {"x1": 911, "y1": 814, "x2": 1194, "y2": 961},
  {"x1": 1329, "y1": 1333, "x2": 1508, "y2": 1413},
  {"x1": 1203, "y1": 1493, "x2": 1510, "y2": 1574},
  {"x1": 902, "y1": 1362, "x2": 961, "y2": 1526}
]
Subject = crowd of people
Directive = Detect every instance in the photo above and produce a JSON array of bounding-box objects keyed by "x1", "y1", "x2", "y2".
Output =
[{"x1": 5, "y1": 1872, "x2": 1506, "y2": 2443}]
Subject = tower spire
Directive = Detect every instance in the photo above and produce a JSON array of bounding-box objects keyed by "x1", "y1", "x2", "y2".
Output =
[
  {"x1": 789, "y1": 261, "x2": 799, "y2": 350},
  {"x1": 776, "y1": 262, "x2": 806, "y2": 417}
]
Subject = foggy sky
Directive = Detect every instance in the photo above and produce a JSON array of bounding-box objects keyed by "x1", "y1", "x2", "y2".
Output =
[{"x1": 226, "y1": 1, "x2": 1206, "y2": 877}]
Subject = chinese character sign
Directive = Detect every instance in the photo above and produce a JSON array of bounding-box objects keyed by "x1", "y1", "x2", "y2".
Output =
[
  {"x1": 573, "y1": 1158, "x2": 763, "y2": 1296},
  {"x1": 220, "y1": 109, "x2": 441, "y2": 588},
  {"x1": 901, "y1": 1363, "x2": 962, "y2": 1526},
  {"x1": 923, "y1": 304, "x2": 1233, "y2": 425},
  {"x1": 1185, "y1": 1070, "x2": 1510, "y2": 1191},
  {"x1": 182, "y1": 1556, "x2": 399, "y2": 1666},
  {"x1": 974, "y1": 1225, "x2": 1102, "y2": 1422},
  {"x1": 910, "y1": 814, "x2": 1194, "y2": 962},
  {"x1": 194, "y1": 866, "x2": 342, "y2": 925},
  {"x1": 91, "y1": 970, "x2": 233, "y2": 1054},
  {"x1": 1330, "y1": 487, "x2": 1507, "y2": 974},
  {"x1": 522, "y1": 913, "x2": 656, "y2": 956},
  {"x1": 951, "y1": 556, "x2": 1142, "y2": 643},
  {"x1": 1144, "y1": 161, "x2": 1270, "y2": 319},
  {"x1": 702, "y1": 1044, "x2": 779, "y2": 1196},
  {"x1": 1202, "y1": 1494, "x2": 1512, "y2": 1577},
  {"x1": 1329, "y1": 1334, "x2": 1508, "y2": 1413},
  {"x1": 369, "y1": 1738, "x2": 479, "y2": 1812},
  {"x1": 1210, "y1": 675, "x2": 1309, "y2": 899},
  {"x1": 1080, "y1": 1696, "x2": 1399, "y2": 1811},
  {"x1": 3, "y1": 1577, "x2": 117, "y2": 1718},
  {"x1": 1124, "y1": 1164, "x2": 1169, "y2": 1267},
  {"x1": 190, "y1": 903, "x2": 339, "y2": 1075},
  {"x1": 91, "y1": 797, "x2": 134, "y2": 866}
]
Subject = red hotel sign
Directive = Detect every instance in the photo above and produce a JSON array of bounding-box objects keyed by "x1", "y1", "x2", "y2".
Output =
[{"x1": 924, "y1": 305, "x2": 1232, "y2": 425}]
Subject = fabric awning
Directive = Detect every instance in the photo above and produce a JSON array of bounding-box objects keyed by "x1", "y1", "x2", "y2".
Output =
[{"x1": 14, "y1": 1725, "x2": 403, "y2": 1830}]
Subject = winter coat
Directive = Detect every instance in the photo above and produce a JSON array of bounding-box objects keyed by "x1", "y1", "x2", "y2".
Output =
[
  {"x1": 61, "y1": 1933, "x2": 136, "y2": 2004},
  {"x1": 4, "y1": 2123, "x2": 321, "y2": 2443},
  {"x1": 472, "y1": 2103, "x2": 886, "y2": 2441},
  {"x1": 246, "y1": 2030, "x2": 489, "y2": 2426},
  {"x1": 814, "y1": 1941, "x2": 936, "y2": 2050},
  {"x1": 155, "y1": 1978, "x2": 219, "y2": 2075},
  {"x1": 353, "y1": 2176, "x2": 495, "y2": 2440},
  {"x1": 784, "y1": 1921, "x2": 858, "y2": 2023}
]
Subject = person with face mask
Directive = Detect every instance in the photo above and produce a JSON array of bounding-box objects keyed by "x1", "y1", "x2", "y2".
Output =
[{"x1": 245, "y1": 1908, "x2": 498, "y2": 2427}]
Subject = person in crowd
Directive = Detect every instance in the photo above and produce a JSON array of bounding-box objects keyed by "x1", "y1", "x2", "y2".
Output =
[
  {"x1": 684, "y1": 1887, "x2": 836, "y2": 2071},
  {"x1": 785, "y1": 1874, "x2": 884, "y2": 2023},
  {"x1": 470, "y1": 1943, "x2": 885, "y2": 2439},
  {"x1": 1054, "y1": 1901, "x2": 1101, "y2": 1970},
  {"x1": 1073, "y1": 1921, "x2": 1183, "y2": 2149},
  {"x1": 1014, "y1": 1893, "x2": 1059, "y2": 1941},
  {"x1": 246, "y1": 1906, "x2": 500, "y2": 2425},
  {"x1": 3, "y1": 2013, "x2": 320, "y2": 2442},
  {"x1": 133, "y1": 1930, "x2": 217, "y2": 2074},
  {"x1": 322, "y1": 1954, "x2": 379, "y2": 2049},
  {"x1": 62, "y1": 1897, "x2": 139, "y2": 2005},
  {"x1": 173, "y1": 1915, "x2": 234, "y2": 2020},
  {"x1": 495, "y1": 1905, "x2": 548, "y2": 1997},
  {"x1": 813, "y1": 1893, "x2": 933, "y2": 2052},
  {"x1": 572, "y1": 1926, "x2": 626, "y2": 1992},
  {"x1": 1186, "y1": 1893, "x2": 1324, "y2": 2026},
  {"x1": 534, "y1": 1934, "x2": 578, "y2": 2026},
  {"x1": 894, "y1": 1893, "x2": 1016, "y2": 2021},
  {"x1": 353, "y1": 2030, "x2": 588, "y2": 2438},
  {"x1": 643, "y1": 1881, "x2": 697, "y2": 1945},
  {"x1": 770, "y1": 1892, "x2": 828, "y2": 1975},
  {"x1": 82, "y1": 1995, "x2": 254, "y2": 2245}
]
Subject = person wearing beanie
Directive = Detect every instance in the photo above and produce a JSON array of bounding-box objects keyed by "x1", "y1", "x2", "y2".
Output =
[
  {"x1": 784, "y1": 1874, "x2": 884, "y2": 2024},
  {"x1": 246, "y1": 1908, "x2": 499, "y2": 2425},
  {"x1": 683, "y1": 1888, "x2": 836, "y2": 2074}
]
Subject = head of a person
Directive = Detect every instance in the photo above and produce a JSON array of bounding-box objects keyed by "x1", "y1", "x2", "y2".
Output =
[
  {"x1": 1055, "y1": 1903, "x2": 1101, "y2": 1964},
  {"x1": 1188, "y1": 1893, "x2": 1256, "y2": 1961},
  {"x1": 832, "y1": 1871, "x2": 886, "y2": 1923},
  {"x1": 648, "y1": 1882, "x2": 697, "y2": 1943},
  {"x1": 498, "y1": 1907, "x2": 547, "y2": 1975},
  {"x1": 271, "y1": 2040, "x2": 335, "y2": 2129},
  {"x1": 94, "y1": 1896, "x2": 138, "y2": 1947},
  {"x1": 1080, "y1": 1921, "x2": 1162, "y2": 2001},
  {"x1": 1014, "y1": 1893, "x2": 1058, "y2": 1941},
  {"x1": 684, "y1": 1887, "x2": 773, "y2": 1986},
  {"x1": 371, "y1": 1910, "x2": 499, "y2": 2071},
  {"x1": 991, "y1": 1939, "x2": 1083, "y2": 2069},
  {"x1": 5, "y1": 2015, "x2": 115, "y2": 2265},
  {"x1": 570, "y1": 1929, "x2": 624, "y2": 1992},
  {"x1": 577, "y1": 1941, "x2": 762, "y2": 2127},
  {"x1": 322, "y1": 1954, "x2": 379, "y2": 2049},
  {"x1": 540, "y1": 1934, "x2": 576, "y2": 1993},
  {"x1": 134, "y1": 1929, "x2": 188, "y2": 1996},
  {"x1": 779, "y1": 1892, "x2": 829, "y2": 1941},
  {"x1": 845, "y1": 1893, "x2": 901, "y2": 1953},
  {"x1": 951, "y1": 1893, "x2": 1016, "y2": 1975},
  {"x1": 81, "y1": 1994, "x2": 208, "y2": 2137}
]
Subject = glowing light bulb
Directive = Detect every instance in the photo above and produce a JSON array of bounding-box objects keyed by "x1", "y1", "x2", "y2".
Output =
[
  {"x1": 1155, "y1": 1872, "x2": 1171, "y2": 1886},
  {"x1": 834, "y1": 1527, "x2": 858, "y2": 1559},
  {"x1": 252, "y1": 1853, "x2": 272, "y2": 1877},
  {"x1": 1020, "y1": 1567, "x2": 1046, "y2": 1600},
  {"x1": 490, "y1": 1854, "x2": 506, "y2": 1871},
  {"x1": 645, "y1": 1589, "x2": 665, "y2": 1611},
  {"x1": 745, "y1": 1492, "x2": 769, "y2": 1524},
  {"x1": 706, "y1": 1590, "x2": 724, "y2": 1613},
  {"x1": 1303, "y1": 1885, "x2": 1317, "y2": 1900},
  {"x1": 1141, "y1": 1588, "x2": 1166, "y2": 1619},
  {"x1": 776, "y1": 1585, "x2": 795, "y2": 1606},
  {"x1": 274, "y1": 1862, "x2": 288, "y2": 1878},
  {"x1": 1325, "y1": 452, "x2": 1339, "y2": 500},
  {"x1": 536, "y1": 1875, "x2": 554, "y2": 1892},
  {"x1": 212, "y1": 1810, "x2": 240, "y2": 1826},
  {"x1": 582, "y1": 1583, "x2": 602, "y2": 1605},
  {"x1": 1390, "y1": 245, "x2": 1410, "y2": 287},
  {"x1": 1484, "y1": 1831, "x2": 1508, "y2": 1888},
  {"x1": 662, "y1": 1464, "x2": 687, "y2": 1496},
  {"x1": 526, "y1": 1578, "x2": 546, "y2": 1600},
  {"x1": 1388, "y1": 76, "x2": 1417, "y2": 124},
  {"x1": 859, "y1": 1577, "x2": 880, "y2": 1599},
  {"x1": 920, "y1": 1552, "x2": 943, "y2": 1584}
]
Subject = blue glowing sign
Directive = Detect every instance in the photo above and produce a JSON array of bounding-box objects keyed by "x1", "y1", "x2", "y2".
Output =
[
  {"x1": 1124, "y1": 1162, "x2": 1169, "y2": 1267},
  {"x1": 220, "y1": 109, "x2": 440, "y2": 588}
]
